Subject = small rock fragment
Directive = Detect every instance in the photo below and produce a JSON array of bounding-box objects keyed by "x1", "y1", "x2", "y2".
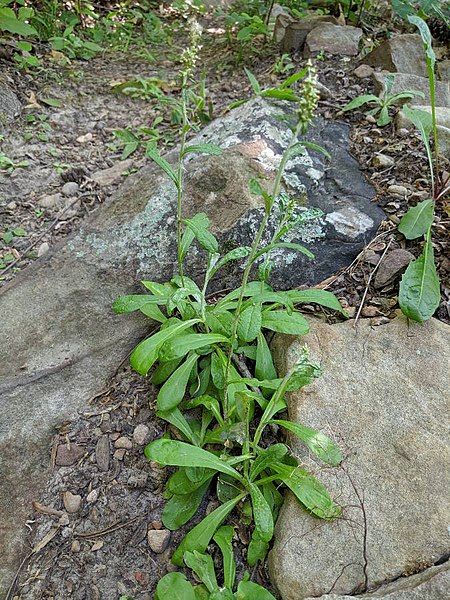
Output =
[
  {"x1": 71, "y1": 539, "x2": 81, "y2": 553},
  {"x1": 63, "y1": 491, "x2": 82, "y2": 513},
  {"x1": 37, "y1": 242, "x2": 50, "y2": 257},
  {"x1": 61, "y1": 181, "x2": 79, "y2": 196},
  {"x1": 374, "y1": 249, "x2": 415, "y2": 289},
  {"x1": 114, "y1": 436, "x2": 132, "y2": 450},
  {"x1": 76, "y1": 132, "x2": 93, "y2": 143},
  {"x1": 86, "y1": 489, "x2": 99, "y2": 503},
  {"x1": 147, "y1": 529, "x2": 170, "y2": 553},
  {"x1": 133, "y1": 424, "x2": 150, "y2": 446},
  {"x1": 95, "y1": 435, "x2": 110, "y2": 472},
  {"x1": 388, "y1": 184, "x2": 408, "y2": 197},
  {"x1": 90, "y1": 159, "x2": 133, "y2": 187},
  {"x1": 361, "y1": 305, "x2": 380, "y2": 317},
  {"x1": 38, "y1": 192, "x2": 63, "y2": 209},
  {"x1": 353, "y1": 64, "x2": 373, "y2": 78},
  {"x1": 55, "y1": 443, "x2": 84, "y2": 466},
  {"x1": 113, "y1": 448, "x2": 126, "y2": 460},
  {"x1": 91, "y1": 540, "x2": 104, "y2": 552},
  {"x1": 372, "y1": 154, "x2": 395, "y2": 168}
]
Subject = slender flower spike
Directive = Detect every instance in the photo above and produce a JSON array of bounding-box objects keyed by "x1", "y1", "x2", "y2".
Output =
[
  {"x1": 297, "y1": 61, "x2": 319, "y2": 134},
  {"x1": 181, "y1": 18, "x2": 203, "y2": 78}
]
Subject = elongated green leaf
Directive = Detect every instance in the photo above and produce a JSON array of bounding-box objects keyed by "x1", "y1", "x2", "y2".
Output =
[
  {"x1": 342, "y1": 94, "x2": 379, "y2": 112},
  {"x1": 163, "y1": 479, "x2": 211, "y2": 530},
  {"x1": 0, "y1": 9, "x2": 38, "y2": 36},
  {"x1": 250, "y1": 444, "x2": 288, "y2": 481},
  {"x1": 399, "y1": 234, "x2": 440, "y2": 323},
  {"x1": 182, "y1": 144, "x2": 222, "y2": 157},
  {"x1": 205, "y1": 308, "x2": 234, "y2": 337},
  {"x1": 271, "y1": 462, "x2": 341, "y2": 519},
  {"x1": 167, "y1": 467, "x2": 214, "y2": 495},
  {"x1": 152, "y1": 357, "x2": 183, "y2": 385},
  {"x1": 294, "y1": 141, "x2": 331, "y2": 160},
  {"x1": 145, "y1": 439, "x2": 243, "y2": 480},
  {"x1": 157, "y1": 353, "x2": 199, "y2": 411},
  {"x1": 186, "y1": 394, "x2": 223, "y2": 425},
  {"x1": 184, "y1": 551, "x2": 219, "y2": 593},
  {"x1": 180, "y1": 213, "x2": 210, "y2": 260},
  {"x1": 249, "y1": 484, "x2": 273, "y2": 543},
  {"x1": 237, "y1": 303, "x2": 262, "y2": 342},
  {"x1": 156, "y1": 572, "x2": 196, "y2": 600},
  {"x1": 255, "y1": 332, "x2": 277, "y2": 382},
  {"x1": 244, "y1": 68, "x2": 261, "y2": 94},
  {"x1": 272, "y1": 420, "x2": 342, "y2": 466},
  {"x1": 146, "y1": 143, "x2": 178, "y2": 185},
  {"x1": 139, "y1": 303, "x2": 167, "y2": 323},
  {"x1": 172, "y1": 496, "x2": 243, "y2": 565},
  {"x1": 157, "y1": 408, "x2": 199, "y2": 445},
  {"x1": 210, "y1": 246, "x2": 251, "y2": 277},
  {"x1": 262, "y1": 310, "x2": 309, "y2": 335},
  {"x1": 261, "y1": 88, "x2": 299, "y2": 101},
  {"x1": 210, "y1": 352, "x2": 226, "y2": 390},
  {"x1": 130, "y1": 319, "x2": 200, "y2": 375},
  {"x1": 398, "y1": 199, "x2": 434, "y2": 240},
  {"x1": 112, "y1": 294, "x2": 162, "y2": 313},
  {"x1": 236, "y1": 580, "x2": 277, "y2": 600},
  {"x1": 213, "y1": 526, "x2": 236, "y2": 590},
  {"x1": 247, "y1": 529, "x2": 269, "y2": 567},
  {"x1": 161, "y1": 333, "x2": 230, "y2": 361},
  {"x1": 183, "y1": 213, "x2": 219, "y2": 253},
  {"x1": 408, "y1": 15, "x2": 435, "y2": 66},
  {"x1": 286, "y1": 289, "x2": 346, "y2": 314},
  {"x1": 254, "y1": 242, "x2": 314, "y2": 261},
  {"x1": 280, "y1": 68, "x2": 308, "y2": 88}
]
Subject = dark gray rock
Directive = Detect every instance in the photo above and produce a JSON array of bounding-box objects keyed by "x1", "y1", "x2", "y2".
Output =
[
  {"x1": 0, "y1": 81, "x2": 21, "y2": 130},
  {"x1": 269, "y1": 316, "x2": 450, "y2": 600},
  {"x1": 364, "y1": 34, "x2": 428, "y2": 78},
  {"x1": 0, "y1": 98, "x2": 383, "y2": 595}
]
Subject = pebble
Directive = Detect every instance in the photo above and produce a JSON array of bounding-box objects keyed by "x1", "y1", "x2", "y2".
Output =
[
  {"x1": 113, "y1": 448, "x2": 126, "y2": 460},
  {"x1": 6, "y1": 201, "x2": 17, "y2": 210},
  {"x1": 361, "y1": 306, "x2": 379, "y2": 317},
  {"x1": 374, "y1": 249, "x2": 415, "y2": 289},
  {"x1": 38, "y1": 192, "x2": 63, "y2": 208},
  {"x1": 133, "y1": 424, "x2": 150, "y2": 446},
  {"x1": 114, "y1": 436, "x2": 133, "y2": 450},
  {"x1": 151, "y1": 520, "x2": 163, "y2": 530},
  {"x1": 55, "y1": 443, "x2": 84, "y2": 466},
  {"x1": 86, "y1": 489, "x2": 99, "y2": 503},
  {"x1": 362, "y1": 248, "x2": 380, "y2": 266},
  {"x1": 71, "y1": 539, "x2": 81, "y2": 553},
  {"x1": 365, "y1": 115, "x2": 377, "y2": 124},
  {"x1": 63, "y1": 491, "x2": 82, "y2": 513},
  {"x1": 372, "y1": 154, "x2": 395, "y2": 168},
  {"x1": 61, "y1": 181, "x2": 79, "y2": 196},
  {"x1": 91, "y1": 540, "x2": 104, "y2": 552},
  {"x1": 353, "y1": 64, "x2": 374, "y2": 78},
  {"x1": 95, "y1": 435, "x2": 110, "y2": 472},
  {"x1": 76, "y1": 132, "x2": 93, "y2": 143},
  {"x1": 37, "y1": 242, "x2": 50, "y2": 257},
  {"x1": 387, "y1": 184, "x2": 408, "y2": 197},
  {"x1": 147, "y1": 529, "x2": 170, "y2": 553}
]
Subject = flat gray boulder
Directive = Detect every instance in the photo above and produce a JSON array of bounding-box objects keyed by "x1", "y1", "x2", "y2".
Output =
[
  {"x1": 269, "y1": 316, "x2": 450, "y2": 599},
  {"x1": 0, "y1": 98, "x2": 383, "y2": 595},
  {"x1": 304, "y1": 24, "x2": 362, "y2": 57}
]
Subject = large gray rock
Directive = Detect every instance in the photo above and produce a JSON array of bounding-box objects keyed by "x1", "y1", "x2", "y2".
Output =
[
  {"x1": 0, "y1": 98, "x2": 383, "y2": 595},
  {"x1": 304, "y1": 24, "x2": 362, "y2": 57},
  {"x1": 372, "y1": 71, "x2": 450, "y2": 107},
  {"x1": 276, "y1": 14, "x2": 339, "y2": 53},
  {"x1": 0, "y1": 81, "x2": 21, "y2": 130},
  {"x1": 396, "y1": 105, "x2": 450, "y2": 156},
  {"x1": 269, "y1": 316, "x2": 450, "y2": 600},
  {"x1": 364, "y1": 34, "x2": 428, "y2": 78}
]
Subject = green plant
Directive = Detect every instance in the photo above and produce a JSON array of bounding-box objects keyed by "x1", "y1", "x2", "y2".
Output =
[
  {"x1": 397, "y1": 16, "x2": 446, "y2": 323},
  {"x1": 342, "y1": 73, "x2": 424, "y2": 126},
  {"x1": 114, "y1": 29, "x2": 343, "y2": 594},
  {"x1": 0, "y1": 1, "x2": 38, "y2": 36},
  {"x1": 113, "y1": 120, "x2": 163, "y2": 159},
  {"x1": 392, "y1": 0, "x2": 450, "y2": 26},
  {"x1": 0, "y1": 153, "x2": 29, "y2": 171},
  {"x1": 112, "y1": 77, "x2": 167, "y2": 101},
  {"x1": 2, "y1": 227, "x2": 27, "y2": 244},
  {"x1": 272, "y1": 53, "x2": 295, "y2": 75},
  {"x1": 155, "y1": 532, "x2": 277, "y2": 599}
]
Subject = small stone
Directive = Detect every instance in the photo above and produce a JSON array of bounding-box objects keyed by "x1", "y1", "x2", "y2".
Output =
[
  {"x1": 113, "y1": 448, "x2": 126, "y2": 460},
  {"x1": 151, "y1": 520, "x2": 163, "y2": 530},
  {"x1": 364, "y1": 34, "x2": 427, "y2": 77},
  {"x1": 388, "y1": 184, "x2": 408, "y2": 197},
  {"x1": 76, "y1": 132, "x2": 93, "y2": 143},
  {"x1": 63, "y1": 491, "x2": 82, "y2": 513},
  {"x1": 372, "y1": 154, "x2": 395, "y2": 168},
  {"x1": 90, "y1": 159, "x2": 133, "y2": 187},
  {"x1": 86, "y1": 489, "x2": 99, "y2": 503},
  {"x1": 114, "y1": 436, "x2": 132, "y2": 450},
  {"x1": 37, "y1": 242, "x2": 50, "y2": 257},
  {"x1": 374, "y1": 249, "x2": 415, "y2": 289},
  {"x1": 61, "y1": 181, "x2": 79, "y2": 196},
  {"x1": 55, "y1": 443, "x2": 84, "y2": 466},
  {"x1": 6, "y1": 201, "x2": 17, "y2": 210},
  {"x1": 91, "y1": 540, "x2": 104, "y2": 552},
  {"x1": 127, "y1": 471, "x2": 148, "y2": 488},
  {"x1": 362, "y1": 248, "x2": 380, "y2": 265},
  {"x1": 71, "y1": 539, "x2": 81, "y2": 553},
  {"x1": 147, "y1": 529, "x2": 170, "y2": 553},
  {"x1": 95, "y1": 435, "x2": 110, "y2": 472},
  {"x1": 353, "y1": 64, "x2": 373, "y2": 78},
  {"x1": 133, "y1": 424, "x2": 150, "y2": 446},
  {"x1": 361, "y1": 305, "x2": 379, "y2": 317},
  {"x1": 38, "y1": 192, "x2": 63, "y2": 209},
  {"x1": 365, "y1": 115, "x2": 377, "y2": 124}
]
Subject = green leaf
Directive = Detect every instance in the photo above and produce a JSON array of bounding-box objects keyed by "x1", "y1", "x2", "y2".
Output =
[
  {"x1": 157, "y1": 353, "x2": 199, "y2": 411},
  {"x1": 399, "y1": 234, "x2": 440, "y2": 323},
  {"x1": 271, "y1": 462, "x2": 341, "y2": 519},
  {"x1": 156, "y1": 572, "x2": 196, "y2": 600},
  {"x1": 182, "y1": 144, "x2": 222, "y2": 157},
  {"x1": 408, "y1": 14, "x2": 435, "y2": 66},
  {"x1": 145, "y1": 439, "x2": 243, "y2": 480},
  {"x1": 249, "y1": 483, "x2": 273, "y2": 543},
  {"x1": 41, "y1": 97, "x2": 62, "y2": 107},
  {"x1": 205, "y1": 309, "x2": 234, "y2": 337},
  {"x1": 261, "y1": 88, "x2": 299, "y2": 101},
  {"x1": 244, "y1": 68, "x2": 261, "y2": 94},
  {"x1": 254, "y1": 242, "x2": 314, "y2": 261},
  {"x1": 172, "y1": 496, "x2": 243, "y2": 566},
  {"x1": 167, "y1": 467, "x2": 214, "y2": 495},
  {"x1": 186, "y1": 394, "x2": 223, "y2": 425},
  {"x1": 237, "y1": 303, "x2": 262, "y2": 342},
  {"x1": 0, "y1": 8, "x2": 38, "y2": 36},
  {"x1": 160, "y1": 333, "x2": 230, "y2": 361},
  {"x1": 255, "y1": 333, "x2": 277, "y2": 381},
  {"x1": 152, "y1": 358, "x2": 183, "y2": 385},
  {"x1": 157, "y1": 408, "x2": 199, "y2": 445},
  {"x1": 261, "y1": 310, "x2": 309, "y2": 335},
  {"x1": 236, "y1": 580, "x2": 277, "y2": 600},
  {"x1": 163, "y1": 479, "x2": 211, "y2": 530},
  {"x1": 146, "y1": 142, "x2": 178, "y2": 185},
  {"x1": 286, "y1": 289, "x2": 346, "y2": 314},
  {"x1": 184, "y1": 551, "x2": 219, "y2": 593},
  {"x1": 112, "y1": 294, "x2": 164, "y2": 313},
  {"x1": 272, "y1": 420, "x2": 342, "y2": 466},
  {"x1": 180, "y1": 213, "x2": 210, "y2": 260},
  {"x1": 342, "y1": 94, "x2": 379, "y2": 112},
  {"x1": 213, "y1": 526, "x2": 236, "y2": 590},
  {"x1": 139, "y1": 303, "x2": 167, "y2": 323},
  {"x1": 398, "y1": 199, "x2": 434, "y2": 240},
  {"x1": 210, "y1": 246, "x2": 251, "y2": 277},
  {"x1": 210, "y1": 352, "x2": 226, "y2": 389},
  {"x1": 247, "y1": 530, "x2": 269, "y2": 567},
  {"x1": 376, "y1": 105, "x2": 391, "y2": 127},
  {"x1": 130, "y1": 319, "x2": 200, "y2": 375},
  {"x1": 279, "y1": 68, "x2": 307, "y2": 88},
  {"x1": 250, "y1": 444, "x2": 288, "y2": 481},
  {"x1": 183, "y1": 213, "x2": 219, "y2": 254}
]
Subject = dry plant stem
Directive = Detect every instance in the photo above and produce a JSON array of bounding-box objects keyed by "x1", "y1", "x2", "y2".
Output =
[{"x1": 353, "y1": 238, "x2": 392, "y2": 327}]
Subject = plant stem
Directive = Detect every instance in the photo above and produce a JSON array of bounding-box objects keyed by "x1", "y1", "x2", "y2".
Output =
[{"x1": 176, "y1": 77, "x2": 189, "y2": 284}]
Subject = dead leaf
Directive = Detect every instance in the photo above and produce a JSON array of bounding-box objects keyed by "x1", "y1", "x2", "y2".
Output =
[{"x1": 32, "y1": 526, "x2": 59, "y2": 554}]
